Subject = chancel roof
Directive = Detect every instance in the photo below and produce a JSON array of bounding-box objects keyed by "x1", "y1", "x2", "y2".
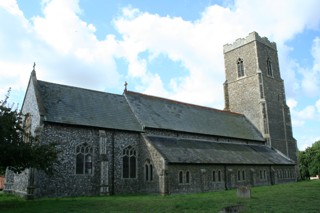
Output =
[
  {"x1": 125, "y1": 91, "x2": 264, "y2": 142},
  {"x1": 145, "y1": 135, "x2": 294, "y2": 165},
  {"x1": 36, "y1": 81, "x2": 142, "y2": 132}
]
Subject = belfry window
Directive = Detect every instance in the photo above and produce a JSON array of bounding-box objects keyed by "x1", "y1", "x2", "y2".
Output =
[
  {"x1": 267, "y1": 58, "x2": 273, "y2": 76},
  {"x1": 122, "y1": 146, "x2": 137, "y2": 178},
  {"x1": 76, "y1": 143, "x2": 93, "y2": 174},
  {"x1": 237, "y1": 58, "x2": 245, "y2": 77}
]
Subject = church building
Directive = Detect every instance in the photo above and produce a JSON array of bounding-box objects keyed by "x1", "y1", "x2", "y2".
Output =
[{"x1": 4, "y1": 32, "x2": 297, "y2": 198}]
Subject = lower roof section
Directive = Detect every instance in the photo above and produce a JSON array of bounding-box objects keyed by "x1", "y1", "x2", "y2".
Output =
[{"x1": 145, "y1": 135, "x2": 294, "y2": 165}]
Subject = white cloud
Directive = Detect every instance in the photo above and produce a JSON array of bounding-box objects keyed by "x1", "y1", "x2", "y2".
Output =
[
  {"x1": 296, "y1": 37, "x2": 320, "y2": 98},
  {"x1": 0, "y1": 0, "x2": 124, "y2": 103},
  {"x1": 111, "y1": 0, "x2": 320, "y2": 107},
  {"x1": 316, "y1": 99, "x2": 320, "y2": 112},
  {"x1": 1, "y1": 0, "x2": 320, "y2": 150},
  {"x1": 287, "y1": 98, "x2": 298, "y2": 109}
]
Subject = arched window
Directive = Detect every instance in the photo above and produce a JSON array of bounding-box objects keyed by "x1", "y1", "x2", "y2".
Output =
[
  {"x1": 267, "y1": 58, "x2": 273, "y2": 76},
  {"x1": 218, "y1": 170, "x2": 222, "y2": 182},
  {"x1": 237, "y1": 58, "x2": 245, "y2": 77},
  {"x1": 186, "y1": 171, "x2": 190, "y2": 184},
  {"x1": 122, "y1": 146, "x2": 136, "y2": 178},
  {"x1": 179, "y1": 171, "x2": 183, "y2": 184},
  {"x1": 242, "y1": 170, "x2": 246, "y2": 180},
  {"x1": 145, "y1": 164, "x2": 149, "y2": 181},
  {"x1": 76, "y1": 143, "x2": 93, "y2": 174},
  {"x1": 212, "y1": 171, "x2": 216, "y2": 182},
  {"x1": 145, "y1": 159, "x2": 153, "y2": 181}
]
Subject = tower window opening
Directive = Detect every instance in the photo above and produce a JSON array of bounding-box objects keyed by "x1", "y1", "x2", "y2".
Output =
[
  {"x1": 267, "y1": 58, "x2": 273, "y2": 76},
  {"x1": 237, "y1": 58, "x2": 245, "y2": 77}
]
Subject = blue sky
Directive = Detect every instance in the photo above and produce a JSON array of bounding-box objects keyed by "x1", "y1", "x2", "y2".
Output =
[{"x1": 1, "y1": 0, "x2": 319, "y2": 151}]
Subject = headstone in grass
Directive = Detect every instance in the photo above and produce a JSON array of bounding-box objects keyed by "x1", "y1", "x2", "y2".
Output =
[{"x1": 237, "y1": 186, "x2": 251, "y2": 198}]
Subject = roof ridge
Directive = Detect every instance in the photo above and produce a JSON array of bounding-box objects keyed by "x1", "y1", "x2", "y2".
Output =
[
  {"x1": 125, "y1": 90, "x2": 243, "y2": 116},
  {"x1": 38, "y1": 80, "x2": 122, "y2": 97}
]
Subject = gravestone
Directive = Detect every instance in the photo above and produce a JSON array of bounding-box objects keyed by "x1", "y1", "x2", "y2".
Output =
[{"x1": 237, "y1": 186, "x2": 251, "y2": 198}]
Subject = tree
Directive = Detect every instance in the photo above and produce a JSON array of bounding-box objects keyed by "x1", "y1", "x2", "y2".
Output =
[
  {"x1": 298, "y1": 150, "x2": 311, "y2": 180},
  {"x1": 308, "y1": 141, "x2": 320, "y2": 178},
  {"x1": 0, "y1": 89, "x2": 58, "y2": 175},
  {"x1": 298, "y1": 140, "x2": 320, "y2": 180}
]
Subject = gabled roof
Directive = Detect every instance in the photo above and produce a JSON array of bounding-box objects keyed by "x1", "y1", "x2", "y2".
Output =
[
  {"x1": 145, "y1": 135, "x2": 294, "y2": 165},
  {"x1": 125, "y1": 91, "x2": 264, "y2": 141},
  {"x1": 36, "y1": 81, "x2": 142, "y2": 132}
]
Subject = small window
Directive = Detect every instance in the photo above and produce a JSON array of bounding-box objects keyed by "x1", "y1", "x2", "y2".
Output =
[
  {"x1": 218, "y1": 170, "x2": 222, "y2": 182},
  {"x1": 237, "y1": 58, "x2": 245, "y2": 77},
  {"x1": 267, "y1": 58, "x2": 273, "y2": 76},
  {"x1": 145, "y1": 164, "x2": 149, "y2": 181},
  {"x1": 212, "y1": 171, "x2": 216, "y2": 182},
  {"x1": 186, "y1": 171, "x2": 190, "y2": 184},
  {"x1": 238, "y1": 170, "x2": 245, "y2": 181},
  {"x1": 145, "y1": 160, "x2": 153, "y2": 182},
  {"x1": 179, "y1": 171, "x2": 183, "y2": 184},
  {"x1": 122, "y1": 146, "x2": 137, "y2": 178},
  {"x1": 76, "y1": 143, "x2": 93, "y2": 175}
]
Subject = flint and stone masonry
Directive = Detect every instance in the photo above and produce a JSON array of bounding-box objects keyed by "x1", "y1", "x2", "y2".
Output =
[{"x1": 5, "y1": 32, "x2": 297, "y2": 198}]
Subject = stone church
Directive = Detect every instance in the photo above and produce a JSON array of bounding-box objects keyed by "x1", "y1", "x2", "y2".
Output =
[{"x1": 4, "y1": 32, "x2": 297, "y2": 198}]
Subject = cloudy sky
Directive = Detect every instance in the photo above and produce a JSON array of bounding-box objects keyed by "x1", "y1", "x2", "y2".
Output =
[{"x1": 1, "y1": 0, "x2": 319, "y2": 150}]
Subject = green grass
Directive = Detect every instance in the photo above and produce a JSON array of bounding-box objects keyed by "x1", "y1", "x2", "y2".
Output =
[{"x1": 0, "y1": 181, "x2": 319, "y2": 213}]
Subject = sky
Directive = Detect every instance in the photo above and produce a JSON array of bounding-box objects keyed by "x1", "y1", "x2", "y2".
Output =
[{"x1": 0, "y1": 0, "x2": 320, "y2": 151}]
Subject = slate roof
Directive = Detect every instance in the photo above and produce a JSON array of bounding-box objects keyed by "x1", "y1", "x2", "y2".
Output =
[
  {"x1": 125, "y1": 91, "x2": 264, "y2": 141},
  {"x1": 145, "y1": 135, "x2": 294, "y2": 165},
  {"x1": 36, "y1": 81, "x2": 142, "y2": 132}
]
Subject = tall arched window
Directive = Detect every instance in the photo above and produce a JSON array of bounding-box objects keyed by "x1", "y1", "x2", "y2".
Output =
[
  {"x1": 186, "y1": 171, "x2": 190, "y2": 184},
  {"x1": 267, "y1": 58, "x2": 273, "y2": 76},
  {"x1": 179, "y1": 171, "x2": 183, "y2": 184},
  {"x1": 237, "y1": 58, "x2": 245, "y2": 77},
  {"x1": 145, "y1": 159, "x2": 153, "y2": 181},
  {"x1": 76, "y1": 143, "x2": 93, "y2": 174},
  {"x1": 122, "y1": 146, "x2": 136, "y2": 178},
  {"x1": 218, "y1": 170, "x2": 222, "y2": 182},
  {"x1": 242, "y1": 170, "x2": 246, "y2": 180}
]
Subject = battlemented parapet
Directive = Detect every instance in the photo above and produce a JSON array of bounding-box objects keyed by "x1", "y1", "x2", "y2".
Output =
[{"x1": 223, "y1": 31, "x2": 277, "y2": 53}]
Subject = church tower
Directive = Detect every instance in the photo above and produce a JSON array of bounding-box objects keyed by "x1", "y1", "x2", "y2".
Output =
[{"x1": 223, "y1": 32, "x2": 297, "y2": 161}]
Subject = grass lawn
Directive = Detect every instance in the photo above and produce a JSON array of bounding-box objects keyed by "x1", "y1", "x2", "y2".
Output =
[{"x1": 0, "y1": 180, "x2": 319, "y2": 213}]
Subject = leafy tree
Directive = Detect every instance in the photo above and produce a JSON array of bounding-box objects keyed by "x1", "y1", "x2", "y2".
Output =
[
  {"x1": 298, "y1": 150, "x2": 311, "y2": 180},
  {"x1": 0, "y1": 89, "x2": 58, "y2": 175},
  {"x1": 298, "y1": 140, "x2": 320, "y2": 179},
  {"x1": 308, "y1": 141, "x2": 320, "y2": 178}
]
